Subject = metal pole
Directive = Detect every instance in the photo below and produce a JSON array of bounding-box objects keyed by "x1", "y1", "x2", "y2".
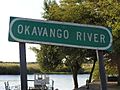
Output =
[
  {"x1": 19, "y1": 42, "x2": 28, "y2": 90},
  {"x1": 96, "y1": 50, "x2": 107, "y2": 90}
]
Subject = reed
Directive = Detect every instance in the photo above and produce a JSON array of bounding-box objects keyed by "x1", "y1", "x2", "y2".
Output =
[
  {"x1": 0, "y1": 62, "x2": 40, "y2": 75},
  {"x1": 0, "y1": 62, "x2": 90, "y2": 75}
]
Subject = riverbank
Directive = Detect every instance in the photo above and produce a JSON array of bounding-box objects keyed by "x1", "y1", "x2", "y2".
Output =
[
  {"x1": 76, "y1": 81, "x2": 120, "y2": 90},
  {"x1": 0, "y1": 62, "x2": 40, "y2": 74},
  {"x1": 0, "y1": 62, "x2": 90, "y2": 75}
]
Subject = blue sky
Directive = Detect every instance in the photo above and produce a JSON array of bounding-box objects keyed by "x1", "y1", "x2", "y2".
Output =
[{"x1": 0, "y1": 0, "x2": 55, "y2": 62}]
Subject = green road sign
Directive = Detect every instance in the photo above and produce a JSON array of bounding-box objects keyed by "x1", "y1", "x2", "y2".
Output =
[{"x1": 9, "y1": 17, "x2": 112, "y2": 50}]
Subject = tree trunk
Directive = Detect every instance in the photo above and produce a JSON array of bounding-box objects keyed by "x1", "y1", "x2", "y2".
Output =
[
  {"x1": 117, "y1": 62, "x2": 120, "y2": 85},
  {"x1": 71, "y1": 61, "x2": 79, "y2": 89},
  {"x1": 89, "y1": 59, "x2": 97, "y2": 83},
  {"x1": 73, "y1": 69, "x2": 78, "y2": 89}
]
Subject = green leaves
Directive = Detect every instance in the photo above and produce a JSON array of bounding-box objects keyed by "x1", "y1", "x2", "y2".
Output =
[
  {"x1": 42, "y1": 0, "x2": 120, "y2": 71},
  {"x1": 29, "y1": 0, "x2": 120, "y2": 87}
]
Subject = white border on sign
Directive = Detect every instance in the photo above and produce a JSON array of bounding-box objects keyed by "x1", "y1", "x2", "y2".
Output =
[{"x1": 9, "y1": 17, "x2": 112, "y2": 50}]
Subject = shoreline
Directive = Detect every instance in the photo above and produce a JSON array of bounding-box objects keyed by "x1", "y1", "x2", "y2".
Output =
[{"x1": 75, "y1": 81, "x2": 120, "y2": 90}]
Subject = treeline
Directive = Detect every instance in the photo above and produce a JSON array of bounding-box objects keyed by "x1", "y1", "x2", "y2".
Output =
[
  {"x1": 0, "y1": 62, "x2": 40, "y2": 75},
  {"x1": 0, "y1": 62, "x2": 90, "y2": 75}
]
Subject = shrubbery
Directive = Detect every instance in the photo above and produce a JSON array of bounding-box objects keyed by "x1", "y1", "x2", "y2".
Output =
[
  {"x1": 0, "y1": 62, "x2": 91, "y2": 75},
  {"x1": 0, "y1": 62, "x2": 40, "y2": 75},
  {"x1": 92, "y1": 61, "x2": 118, "y2": 80}
]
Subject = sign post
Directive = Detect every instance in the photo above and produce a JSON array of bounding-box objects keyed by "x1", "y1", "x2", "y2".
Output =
[
  {"x1": 96, "y1": 50, "x2": 107, "y2": 90},
  {"x1": 19, "y1": 42, "x2": 27, "y2": 90},
  {"x1": 8, "y1": 17, "x2": 112, "y2": 90}
]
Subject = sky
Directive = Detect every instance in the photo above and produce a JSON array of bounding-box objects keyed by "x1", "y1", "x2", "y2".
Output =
[{"x1": 0, "y1": 0, "x2": 59, "y2": 62}]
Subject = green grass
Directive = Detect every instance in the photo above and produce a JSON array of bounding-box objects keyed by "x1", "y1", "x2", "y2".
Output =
[
  {"x1": 0, "y1": 62, "x2": 92, "y2": 75},
  {"x1": 0, "y1": 62, "x2": 40, "y2": 75},
  {"x1": 82, "y1": 63, "x2": 93, "y2": 73},
  {"x1": 27, "y1": 63, "x2": 41, "y2": 74},
  {"x1": 0, "y1": 62, "x2": 20, "y2": 74}
]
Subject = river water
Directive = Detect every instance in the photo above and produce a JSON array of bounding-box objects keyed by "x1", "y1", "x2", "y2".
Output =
[{"x1": 0, "y1": 74, "x2": 89, "y2": 90}]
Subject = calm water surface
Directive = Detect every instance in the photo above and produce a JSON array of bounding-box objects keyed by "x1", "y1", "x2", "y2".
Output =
[{"x1": 0, "y1": 74, "x2": 89, "y2": 90}]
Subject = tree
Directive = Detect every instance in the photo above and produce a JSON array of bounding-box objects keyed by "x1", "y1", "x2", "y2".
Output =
[
  {"x1": 31, "y1": 45, "x2": 63, "y2": 72},
  {"x1": 100, "y1": 1, "x2": 120, "y2": 85},
  {"x1": 31, "y1": 0, "x2": 120, "y2": 89},
  {"x1": 42, "y1": 1, "x2": 103, "y2": 88},
  {"x1": 31, "y1": 45, "x2": 87, "y2": 89},
  {"x1": 43, "y1": 0, "x2": 88, "y2": 89},
  {"x1": 43, "y1": 0, "x2": 120, "y2": 86},
  {"x1": 62, "y1": 47, "x2": 87, "y2": 88}
]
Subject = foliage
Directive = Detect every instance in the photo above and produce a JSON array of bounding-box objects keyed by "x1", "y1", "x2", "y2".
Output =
[
  {"x1": 0, "y1": 62, "x2": 91, "y2": 75},
  {"x1": 31, "y1": 45, "x2": 64, "y2": 72},
  {"x1": 92, "y1": 61, "x2": 100, "y2": 80},
  {"x1": 0, "y1": 62, "x2": 40, "y2": 75},
  {"x1": 62, "y1": 47, "x2": 87, "y2": 69},
  {"x1": 30, "y1": 0, "x2": 120, "y2": 88},
  {"x1": 82, "y1": 63, "x2": 92, "y2": 73},
  {"x1": 0, "y1": 63, "x2": 20, "y2": 75},
  {"x1": 27, "y1": 63, "x2": 41, "y2": 74},
  {"x1": 105, "y1": 62, "x2": 118, "y2": 76},
  {"x1": 93, "y1": 60, "x2": 118, "y2": 80}
]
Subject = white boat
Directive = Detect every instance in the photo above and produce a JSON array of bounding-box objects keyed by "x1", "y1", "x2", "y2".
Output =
[
  {"x1": 4, "y1": 81, "x2": 20, "y2": 90},
  {"x1": 28, "y1": 73, "x2": 54, "y2": 90},
  {"x1": 4, "y1": 74, "x2": 54, "y2": 90}
]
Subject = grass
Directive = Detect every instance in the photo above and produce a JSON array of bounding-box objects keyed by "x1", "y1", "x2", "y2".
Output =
[
  {"x1": 0, "y1": 62, "x2": 92, "y2": 75},
  {"x1": 82, "y1": 63, "x2": 93, "y2": 73},
  {"x1": 0, "y1": 62, "x2": 20, "y2": 74},
  {"x1": 0, "y1": 62, "x2": 40, "y2": 74},
  {"x1": 27, "y1": 63, "x2": 40, "y2": 74}
]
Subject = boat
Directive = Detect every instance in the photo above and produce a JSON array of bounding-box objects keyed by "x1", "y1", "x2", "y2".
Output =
[
  {"x1": 4, "y1": 81, "x2": 21, "y2": 90},
  {"x1": 29, "y1": 73, "x2": 54, "y2": 90},
  {"x1": 4, "y1": 73, "x2": 54, "y2": 90}
]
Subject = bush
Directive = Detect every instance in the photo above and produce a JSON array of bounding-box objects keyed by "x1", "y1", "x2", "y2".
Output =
[
  {"x1": 27, "y1": 63, "x2": 41, "y2": 74},
  {"x1": 92, "y1": 61, "x2": 100, "y2": 80},
  {"x1": 55, "y1": 65, "x2": 72, "y2": 72},
  {"x1": 92, "y1": 61, "x2": 118, "y2": 81}
]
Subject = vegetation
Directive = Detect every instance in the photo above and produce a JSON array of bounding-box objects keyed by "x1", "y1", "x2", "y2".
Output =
[
  {"x1": 27, "y1": 63, "x2": 41, "y2": 74},
  {"x1": 0, "y1": 62, "x2": 40, "y2": 75},
  {"x1": 0, "y1": 62, "x2": 91, "y2": 75},
  {"x1": 31, "y1": 0, "x2": 120, "y2": 89},
  {"x1": 0, "y1": 62, "x2": 20, "y2": 75}
]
